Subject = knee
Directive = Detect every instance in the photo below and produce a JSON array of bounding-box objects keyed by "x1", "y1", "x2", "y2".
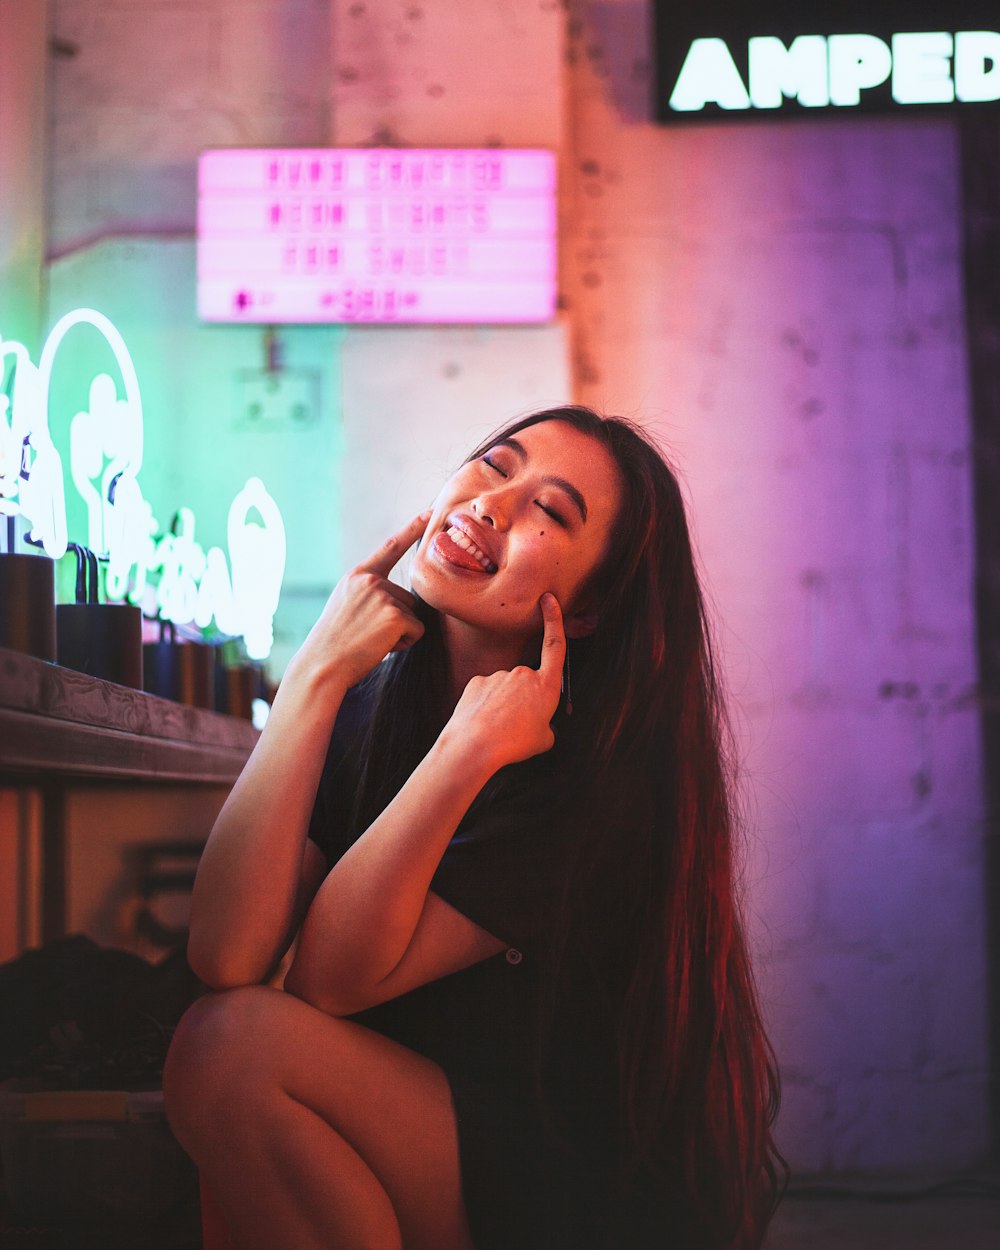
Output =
[{"x1": 163, "y1": 985, "x2": 278, "y2": 1149}]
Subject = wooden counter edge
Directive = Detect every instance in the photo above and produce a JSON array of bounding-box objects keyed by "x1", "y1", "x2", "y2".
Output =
[{"x1": 0, "y1": 647, "x2": 260, "y2": 784}]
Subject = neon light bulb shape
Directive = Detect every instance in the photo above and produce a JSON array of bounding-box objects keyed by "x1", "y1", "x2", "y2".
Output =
[
  {"x1": 41, "y1": 309, "x2": 144, "y2": 473},
  {"x1": 228, "y1": 478, "x2": 286, "y2": 661},
  {"x1": 192, "y1": 480, "x2": 286, "y2": 658},
  {"x1": 52, "y1": 309, "x2": 149, "y2": 593}
]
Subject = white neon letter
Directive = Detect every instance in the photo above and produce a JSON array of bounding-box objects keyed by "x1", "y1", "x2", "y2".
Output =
[
  {"x1": 154, "y1": 508, "x2": 207, "y2": 626},
  {"x1": 194, "y1": 546, "x2": 237, "y2": 636},
  {"x1": 669, "y1": 38, "x2": 751, "y2": 112},
  {"x1": 228, "y1": 478, "x2": 286, "y2": 661},
  {"x1": 749, "y1": 35, "x2": 829, "y2": 108},
  {"x1": 828, "y1": 34, "x2": 893, "y2": 106},
  {"x1": 892, "y1": 32, "x2": 954, "y2": 104},
  {"x1": 0, "y1": 337, "x2": 68, "y2": 558},
  {"x1": 955, "y1": 31, "x2": 1000, "y2": 102}
]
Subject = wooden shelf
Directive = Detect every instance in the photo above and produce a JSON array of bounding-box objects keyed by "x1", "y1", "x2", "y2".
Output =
[{"x1": 0, "y1": 647, "x2": 259, "y2": 786}]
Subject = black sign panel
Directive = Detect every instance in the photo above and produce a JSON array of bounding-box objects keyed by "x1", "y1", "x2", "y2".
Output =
[{"x1": 655, "y1": 0, "x2": 1000, "y2": 121}]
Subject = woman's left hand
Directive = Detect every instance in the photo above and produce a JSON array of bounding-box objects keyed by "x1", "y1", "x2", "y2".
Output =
[{"x1": 444, "y1": 592, "x2": 567, "y2": 772}]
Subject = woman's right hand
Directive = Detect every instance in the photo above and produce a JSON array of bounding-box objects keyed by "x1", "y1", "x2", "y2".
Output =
[{"x1": 293, "y1": 512, "x2": 430, "y2": 691}]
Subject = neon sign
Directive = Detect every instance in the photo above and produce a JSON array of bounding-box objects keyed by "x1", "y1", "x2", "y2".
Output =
[
  {"x1": 194, "y1": 480, "x2": 287, "y2": 662},
  {"x1": 666, "y1": 32, "x2": 1000, "y2": 114},
  {"x1": 1, "y1": 334, "x2": 68, "y2": 560},
  {"x1": 198, "y1": 148, "x2": 557, "y2": 324},
  {"x1": 654, "y1": 2, "x2": 1000, "y2": 119},
  {"x1": 0, "y1": 310, "x2": 286, "y2": 660}
]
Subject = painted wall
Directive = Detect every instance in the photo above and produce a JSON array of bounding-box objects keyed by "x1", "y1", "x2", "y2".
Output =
[
  {"x1": 0, "y1": 0, "x2": 49, "y2": 355},
  {"x1": 38, "y1": 0, "x2": 990, "y2": 1176}
]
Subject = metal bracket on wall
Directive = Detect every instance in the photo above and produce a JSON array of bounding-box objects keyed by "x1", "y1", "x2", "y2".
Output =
[{"x1": 236, "y1": 368, "x2": 320, "y2": 430}]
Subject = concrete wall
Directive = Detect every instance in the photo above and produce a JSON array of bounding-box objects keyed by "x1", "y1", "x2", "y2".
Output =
[
  {"x1": 37, "y1": 0, "x2": 990, "y2": 1176},
  {"x1": 565, "y1": 1, "x2": 987, "y2": 1173},
  {"x1": 0, "y1": 0, "x2": 49, "y2": 355},
  {"x1": 328, "y1": 0, "x2": 570, "y2": 570}
]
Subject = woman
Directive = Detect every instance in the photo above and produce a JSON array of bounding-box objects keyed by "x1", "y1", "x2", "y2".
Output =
[{"x1": 164, "y1": 405, "x2": 784, "y2": 1250}]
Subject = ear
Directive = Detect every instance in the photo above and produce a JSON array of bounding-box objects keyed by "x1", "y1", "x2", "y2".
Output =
[{"x1": 564, "y1": 606, "x2": 600, "y2": 639}]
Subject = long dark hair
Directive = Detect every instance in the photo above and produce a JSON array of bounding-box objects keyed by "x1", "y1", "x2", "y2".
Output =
[{"x1": 352, "y1": 405, "x2": 785, "y2": 1247}]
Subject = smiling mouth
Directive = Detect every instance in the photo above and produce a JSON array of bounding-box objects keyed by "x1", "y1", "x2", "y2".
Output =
[{"x1": 434, "y1": 525, "x2": 498, "y2": 574}]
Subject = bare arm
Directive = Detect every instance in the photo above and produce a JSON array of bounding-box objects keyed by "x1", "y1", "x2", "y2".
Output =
[
  {"x1": 187, "y1": 514, "x2": 430, "y2": 988},
  {"x1": 284, "y1": 593, "x2": 568, "y2": 1016}
]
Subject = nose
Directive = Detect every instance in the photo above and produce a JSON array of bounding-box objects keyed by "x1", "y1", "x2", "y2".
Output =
[
  {"x1": 472, "y1": 485, "x2": 511, "y2": 529},
  {"x1": 472, "y1": 498, "x2": 497, "y2": 527}
]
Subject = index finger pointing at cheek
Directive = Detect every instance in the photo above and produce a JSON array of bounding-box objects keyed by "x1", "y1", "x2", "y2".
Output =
[
  {"x1": 538, "y1": 592, "x2": 567, "y2": 682},
  {"x1": 359, "y1": 511, "x2": 432, "y2": 578}
]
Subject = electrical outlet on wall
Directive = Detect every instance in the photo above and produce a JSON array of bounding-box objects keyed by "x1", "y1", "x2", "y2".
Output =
[{"x1": 236, "y1": 369, "x2": 320, "y2": 430}]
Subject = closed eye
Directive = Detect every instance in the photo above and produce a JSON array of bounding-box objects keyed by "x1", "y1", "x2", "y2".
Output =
[
  {"x1": 483, "y1": 451, "x2": 568, "y2": 526},
  {"x1": 536, "y1": 501, "x2": 567, "y2": 527}
]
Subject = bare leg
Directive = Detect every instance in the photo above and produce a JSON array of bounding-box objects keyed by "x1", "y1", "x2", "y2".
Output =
[{"x1": 163, "y1": 986, "x2": 476, "y2": 1250}]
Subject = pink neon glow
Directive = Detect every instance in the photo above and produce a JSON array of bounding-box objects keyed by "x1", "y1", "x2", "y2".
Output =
[{"x1": 197, "y1": 149, "x2": 557, "y2": 324}]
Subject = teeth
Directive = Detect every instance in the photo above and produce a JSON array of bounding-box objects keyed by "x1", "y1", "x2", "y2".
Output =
[{"x1": 447, "y1": 525, "x2": 497, "y2": 573}]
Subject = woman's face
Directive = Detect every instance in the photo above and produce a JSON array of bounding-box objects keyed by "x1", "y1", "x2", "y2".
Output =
[{"x1": 411, "y1": 419, "x2": 622, "y2": 643}]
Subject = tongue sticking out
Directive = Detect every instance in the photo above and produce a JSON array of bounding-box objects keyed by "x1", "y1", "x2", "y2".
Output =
[{"x1": 433, "y1": 530, "x2": 493, "y2": 573}]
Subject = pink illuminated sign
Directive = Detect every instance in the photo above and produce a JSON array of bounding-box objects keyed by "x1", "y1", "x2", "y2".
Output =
[{"x1": 197, "y1": 149, "x2": 557, "y2": 324}]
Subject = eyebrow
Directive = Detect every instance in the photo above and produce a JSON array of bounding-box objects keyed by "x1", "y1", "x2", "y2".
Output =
[{"x1": 495, "y1": 436, "x2": 589, "y2": 523}]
